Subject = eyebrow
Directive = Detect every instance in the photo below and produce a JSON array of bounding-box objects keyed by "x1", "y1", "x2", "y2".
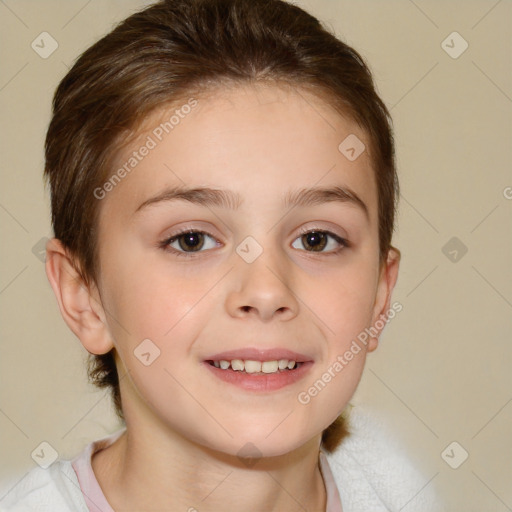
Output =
[{"x1": 134, "y1": 185, "x2": 369, "y2": 221}]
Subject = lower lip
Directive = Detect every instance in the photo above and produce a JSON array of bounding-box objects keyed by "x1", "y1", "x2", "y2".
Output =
[{"x1": 203, "y1": 361, "x2": 314, "y2": 392}]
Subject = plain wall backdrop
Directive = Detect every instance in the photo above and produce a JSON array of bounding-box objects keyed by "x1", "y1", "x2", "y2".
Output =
[{"x1": 0, "y1": 1, "x2": 510, "y2": 510}]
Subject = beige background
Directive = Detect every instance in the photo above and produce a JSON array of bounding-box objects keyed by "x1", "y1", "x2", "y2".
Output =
[{"x1": 0, "y1": 0, "x2": 510, "y2": 510}]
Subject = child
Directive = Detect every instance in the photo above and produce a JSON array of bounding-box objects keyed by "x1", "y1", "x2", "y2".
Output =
[{"x1": 1, "y1": 0, "x2": 441, "y2": 510}]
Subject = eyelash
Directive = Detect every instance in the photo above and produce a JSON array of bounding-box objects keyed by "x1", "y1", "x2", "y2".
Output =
[{"x1": 158, "y1": 227, "x2": 349, "y2": 259}]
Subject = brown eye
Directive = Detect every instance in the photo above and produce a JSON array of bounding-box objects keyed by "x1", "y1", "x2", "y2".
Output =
[
  {"x1": 301, "y1": 231, "x2": 328, "y2": 252},
  {"x1": 176, "y1": 232, "x2": 205, "y2": 252},
  {"x1": 291, "y1": 230, "x2": 348, "y2": 254},
  {"x1": 160, "y1": 229, "x2": 219, "y2": 257}
]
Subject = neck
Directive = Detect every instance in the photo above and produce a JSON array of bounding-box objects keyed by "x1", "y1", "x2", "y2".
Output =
[{"x1": 92, "y1": 421, "x2": 327, "y2": 512}]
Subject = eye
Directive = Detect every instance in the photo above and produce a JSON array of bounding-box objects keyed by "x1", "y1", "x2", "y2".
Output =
[
  {"x1": 159, "y1": 229, "x2": 220, "y2": 258},
  {"x1": 159, "y1": 227, "x2": 349, "y2": 259},
  {"x1": 291, "y1": 229, "x2": 348, "y2": 254}
]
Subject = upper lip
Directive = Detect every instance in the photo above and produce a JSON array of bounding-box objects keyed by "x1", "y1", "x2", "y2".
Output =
[{"x1": 205, "y1": 348, "x2": 314, "y2": 363}]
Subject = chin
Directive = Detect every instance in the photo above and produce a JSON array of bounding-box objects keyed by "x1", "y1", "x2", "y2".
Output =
[{"x1": 234, "y1": 428, "x2": 315, "y2": 459}]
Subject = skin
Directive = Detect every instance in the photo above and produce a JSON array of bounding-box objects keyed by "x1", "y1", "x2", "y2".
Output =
[{"x1": 46, "y1": 82, "x2": 400, "y2": 511}]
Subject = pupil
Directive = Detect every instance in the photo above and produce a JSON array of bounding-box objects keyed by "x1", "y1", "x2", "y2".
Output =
[{"x1": 180, "y1": 232, "x2": 204, "y2": 252}]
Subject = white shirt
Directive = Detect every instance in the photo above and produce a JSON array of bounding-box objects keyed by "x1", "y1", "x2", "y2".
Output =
[{"x1": 0, "y1": 404, "x2": 442, "y2": 511}]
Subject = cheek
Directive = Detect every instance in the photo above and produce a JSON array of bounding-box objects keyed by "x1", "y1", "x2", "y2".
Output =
[
  {"x1": 101, "y1": 245, "x2": 216, "y2": 342},
  {"x1": 313, "y1": 264, "x2": 377, "y2": 349},
  {"x1": 289, "y1": 264, "x2": 376, "y2": 421}
]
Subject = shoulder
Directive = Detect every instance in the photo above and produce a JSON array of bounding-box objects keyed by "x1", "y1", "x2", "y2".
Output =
[
  {"x1": 324, "y1": 404, "x2": 444, "y2": 512},
  {"x1": 0, "y1": 461, "x2": 88, "y2": 512}
]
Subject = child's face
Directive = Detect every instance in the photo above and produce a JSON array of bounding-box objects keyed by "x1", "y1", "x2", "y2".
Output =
[{"x1": 90, "y1": 83, "x2": 399, "y2": 457}]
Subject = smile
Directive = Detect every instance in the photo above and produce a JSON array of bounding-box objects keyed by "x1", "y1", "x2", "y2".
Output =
[
  {"x1": 208, "y1": 358, "x2": 303, "y2": 374},
  {"x1": 203, "y1": 347, "x2": 314, "y2": 391}
]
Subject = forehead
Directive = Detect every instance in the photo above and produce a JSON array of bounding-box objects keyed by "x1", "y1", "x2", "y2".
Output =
[{"x1": 100, "y1": 82, "x2": 377, "y2": 224}]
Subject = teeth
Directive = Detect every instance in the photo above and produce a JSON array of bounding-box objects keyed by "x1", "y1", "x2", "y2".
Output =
[
  {"x1": 244, "y1": 360, "x2": 261, "y2": 373},
  {"x1": 231, "y1": 359, "x2": 244, "y2": 371},
  {"x1": 261, "y1": 361, "x2": 279, "y2": 373},
  {"x1": 211, "y1": 359, "x2": 299, "y2": 374}
]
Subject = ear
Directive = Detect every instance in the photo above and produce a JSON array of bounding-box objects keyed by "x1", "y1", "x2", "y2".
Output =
[
  {"x1": 45, "y1": 238, "x2": 114, "y2": 355},
  {"x1": 366, "y1": 246, "x2": 401, "y2": 352}
]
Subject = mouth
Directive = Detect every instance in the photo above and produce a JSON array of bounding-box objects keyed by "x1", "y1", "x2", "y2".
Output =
[
  {"x1": 205, "y1": 359, "x2": 305, "y2": 374},
  {"x1": 203, "y1": 348, "x2": 314, "y2": 392}
]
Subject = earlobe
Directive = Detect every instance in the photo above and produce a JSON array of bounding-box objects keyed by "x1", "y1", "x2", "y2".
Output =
[
  {"x1": 45, "y1": 238, "x2": 114, "y2": 355},
  {"x1": 367, "y1": 246, "x2": 401, "y2": 353}
]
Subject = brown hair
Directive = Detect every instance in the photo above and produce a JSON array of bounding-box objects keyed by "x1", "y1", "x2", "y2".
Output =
[{"x1": 44, "y1": 0, "x2": 398, "y2": 453}]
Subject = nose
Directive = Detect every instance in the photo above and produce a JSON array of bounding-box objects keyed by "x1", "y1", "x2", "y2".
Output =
[{"x1": 225, "y1": 246, "x2": 299, "y2": 323}]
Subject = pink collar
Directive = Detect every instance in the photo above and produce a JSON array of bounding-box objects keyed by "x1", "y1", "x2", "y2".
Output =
[{"x1": 71, "y1": 428, "x2": 342, "y2": 512}]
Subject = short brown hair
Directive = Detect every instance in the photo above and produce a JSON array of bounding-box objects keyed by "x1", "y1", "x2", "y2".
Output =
[{"x1": 44, "y1": 0, "x2": 398, "y2": 453}]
